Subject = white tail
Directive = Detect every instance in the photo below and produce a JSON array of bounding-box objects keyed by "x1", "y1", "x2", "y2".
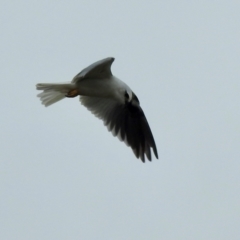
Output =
[{"x1": 36, "y1": 82, "x2": 74, "y2": 107}]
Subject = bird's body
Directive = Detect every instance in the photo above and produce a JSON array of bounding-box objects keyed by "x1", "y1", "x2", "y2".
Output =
[
  {"x1": 75, "y1": 76, "x2": 130, "y2": 102},
  {"x1": 36, "y1": 57, "x2": 158, "y2": 162}
]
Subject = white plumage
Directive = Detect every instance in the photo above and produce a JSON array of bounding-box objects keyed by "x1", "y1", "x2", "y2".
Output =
[{"x1": 36, "y1": 57, "x2": 158, "y2": 162}]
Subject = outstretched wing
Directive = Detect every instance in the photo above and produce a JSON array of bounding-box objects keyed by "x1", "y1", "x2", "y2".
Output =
[
  {"x1": 72, "y1": 57, "x2": 115, "y2": 82},
  {"x1": 80, "y1": 96, "x2": 158, "y2": 162}
]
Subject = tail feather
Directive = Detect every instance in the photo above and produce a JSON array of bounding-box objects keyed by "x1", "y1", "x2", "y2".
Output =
[{"x1": 36, "y1": 82, "x2": 74, "y2": 107}]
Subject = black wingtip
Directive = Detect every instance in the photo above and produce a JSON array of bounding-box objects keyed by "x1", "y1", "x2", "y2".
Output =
[
  {"x1": 153, "y1": 147, "x2": 158, "y2": 159},
  {"x1": 107, "y1": 57, "x2": 115, "y2": 63}
]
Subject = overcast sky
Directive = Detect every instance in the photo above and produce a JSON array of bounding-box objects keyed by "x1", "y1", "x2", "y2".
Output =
[{"x1": 1, "y1": 1, "x2": 240, "y2": 239}]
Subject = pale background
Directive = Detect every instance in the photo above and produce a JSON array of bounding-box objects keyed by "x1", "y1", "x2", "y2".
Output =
[{"x1": 1, "y1": 1, "x2": 239, "y2": 239}]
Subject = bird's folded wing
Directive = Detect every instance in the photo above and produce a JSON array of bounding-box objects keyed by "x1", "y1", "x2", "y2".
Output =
[
  {"x1": 72, "y1": 57, "x2": 115, "y2": 82},
  {"x1": 80, "y1": 96, "x2": 158, "y2": 162}
]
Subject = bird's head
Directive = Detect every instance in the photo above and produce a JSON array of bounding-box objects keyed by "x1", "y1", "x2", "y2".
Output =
[
  {"x1": 124, "y1": 90, "x2": 140, "y2": 108},
  {"x1": 124, "y1": 90, "x2": 133, "y2": 103}
]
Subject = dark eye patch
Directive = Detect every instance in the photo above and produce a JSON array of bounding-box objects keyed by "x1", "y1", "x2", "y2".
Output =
[{"x1": 124, "y1": 91, "x2": 129, "y2": 99}]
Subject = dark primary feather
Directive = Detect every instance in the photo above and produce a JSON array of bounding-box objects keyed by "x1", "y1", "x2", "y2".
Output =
[{"x1": 121, "y1": 98, "x2": 158, "y2": 161}]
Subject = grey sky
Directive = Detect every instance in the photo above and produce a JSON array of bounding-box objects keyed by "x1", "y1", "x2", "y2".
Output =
[{"x1": 1, "y1": 1, "x2": 239, "y2": 239}]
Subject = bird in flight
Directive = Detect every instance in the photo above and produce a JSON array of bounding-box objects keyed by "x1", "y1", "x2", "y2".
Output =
[{"x1": 36, "y1": 57, "x2": 158, "y2": 162}]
